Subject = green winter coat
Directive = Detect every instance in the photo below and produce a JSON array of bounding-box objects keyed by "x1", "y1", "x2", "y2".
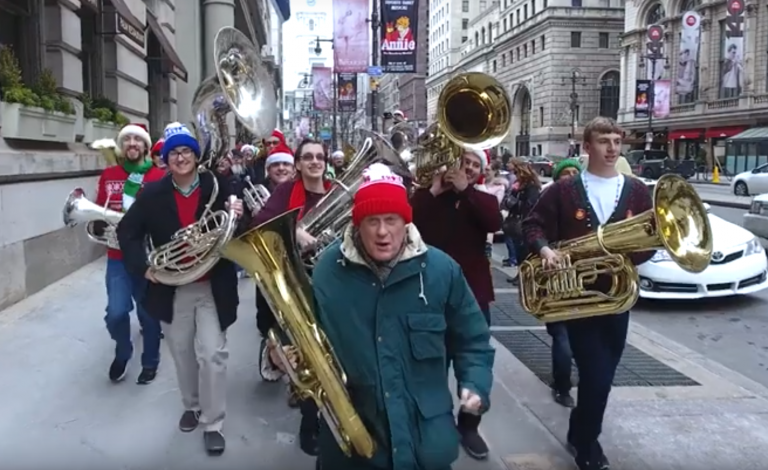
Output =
[{"x1": 311, "y1": 223, "x2": 495, "y2": 470}]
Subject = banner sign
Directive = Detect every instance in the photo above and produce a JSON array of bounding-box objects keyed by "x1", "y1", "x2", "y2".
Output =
[
  {"x1": 337, "y1": 73, "x2": 358, "y2": 111},
  {"x1": 634, "y1": 80, "x2": 651, "y2": 118},
  {"x1": 312, "y1": 66, "x2": 333, "y2": 111},
  {"x1": 333, "y1": 0, "x2": 370, "y2": 72},
  {"x1": 653, "y1": 79, "x2": 671, "y2": 119},
  {"x1": 677, "y1": 11, "x2": 701, "y2": 95},
  {"x1": 380, "y1": 0, "x2": 419, "y2": 73}
]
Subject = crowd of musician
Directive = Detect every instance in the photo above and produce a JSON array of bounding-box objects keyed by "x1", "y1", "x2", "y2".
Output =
[{"x1": 62, "y1": 112, "x2": 687, "y2": 470}]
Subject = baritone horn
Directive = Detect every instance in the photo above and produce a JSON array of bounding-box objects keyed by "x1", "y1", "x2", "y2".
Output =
[
  {"x1": 147, "y1": 26, "x2": 277, "y2": 286},
  {"x1": 243, "y1": 175, "x2": 270, "y2": 214},
  {"x1": 409, "y1": 72, "x2": 511, "y2": 186},
  {"x1": 62, "y1": 188, "x2": 124, "y2": 249},
  {"x1": 519, "y1": 174, "x2": 713, "y2": 323},
  {"x1": 221, "y1": 210, "x2": 376, "y2": 458}
]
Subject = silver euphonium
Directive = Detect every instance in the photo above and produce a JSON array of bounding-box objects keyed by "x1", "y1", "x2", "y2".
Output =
[
  {"x1": 243, "y1": 175, "x2": 271, "y2": 214},
  {"x1": 299, "y1": 129, "x2": 408, "y2": 265},
  {"x1": 146, "y1": 26, "x2": 278, "y2": 286},
  {"x1": 62, "y1": 188, "x2": 124, "y2": 249}
]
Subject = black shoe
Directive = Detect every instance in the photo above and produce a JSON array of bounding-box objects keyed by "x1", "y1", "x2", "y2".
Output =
[
  {"x1": 459, "y1": 427, "x2": 489, "y2": 460},
  {"x1": 108, "y1": 358, "x2": 129, "y2": 383},
  {"x1": 179, "y1": 410, "x2": 200, "y2": 432},
  {"x1": 203, "y1": 431, "x2": 226, "y2": 455},
  {"x1": 299, "y1": 430, "x2": 319, "y2": 456},
  {"x1": 507, "y1": 275, "x2": 519, "y2": 286},
  {"x1": 136, "y1": 368, "x2": 157, "y2": 385},
  {"x1": 576, "y1": 455, "x2": 610, "y2": 470},
  {"x1": 552, "y1": 389, "x2": 575, "y2": 408}
]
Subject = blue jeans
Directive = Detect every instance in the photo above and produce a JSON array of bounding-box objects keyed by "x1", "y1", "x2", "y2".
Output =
[
  {"x1": 504, "y1": 236, "x2": 517, "y2": 262},
  {"x1": 105, "y1": 259, "x2": 161, "y2": 368},
  {"x1": 546, "y1": 322, "x2": 573, "y2": 393}
]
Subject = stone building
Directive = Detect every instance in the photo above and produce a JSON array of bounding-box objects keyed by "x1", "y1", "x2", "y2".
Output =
[
  {"x1": 492, "y1": 0, "x2": 624, "y2": 157},
  {"x1": 0, "y1": 0, "x2": 287, "y2": 310},
  {"x1": 618, "y1": 0, "x2": 768, "y2": 171}
]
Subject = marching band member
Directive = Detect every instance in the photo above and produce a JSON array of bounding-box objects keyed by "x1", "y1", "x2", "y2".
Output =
[
  {"x1": 249, "y1": 129, "x2": 288, "y2": 184},
  {"x1": 330, "y1": 150, "x2": 347, "y2": 177},
  {"x1": 150, "y1": 139, "x2": 166, "y2": 170},
  {"x1": 410, "y1": 148, "x2": 501, "y2": 460},
  {"x1": 304, "y1": 163, "x2": 494, "y2": 470},
  {"x1": 95, "y1": 122, "x2": 165, "y2": 384},
  {"x1": 262, "y1": 142, "x2": 296, "y2": 192},
  {"x1": 522, "y1": 117, "x2": 654, "y2": 470},
  {"x1": 252, "y1": 137, "x2": 332, "y2": 456},
  {"x1": 117, "y1": 122, "x2": 248, "y2": 456}
]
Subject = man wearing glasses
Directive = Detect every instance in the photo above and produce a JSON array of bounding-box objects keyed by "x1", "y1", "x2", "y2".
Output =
[{"x1": 248, "y1": 129, "x2": 289, "y2": 185}]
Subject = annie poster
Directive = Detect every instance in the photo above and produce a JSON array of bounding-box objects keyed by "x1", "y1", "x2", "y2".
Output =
[
  {"x1": 333, "y1": 0, "x2": 369, "y2": 73},
  {"x1": 380, "y1": 0, "x2": 419, "y2": 73},
  {"x1": 337, "y1": 73, "x2": 358, "y2": 111},
  {"x1": 312, "y1": 66, "x2": 333, "y2": 111}
]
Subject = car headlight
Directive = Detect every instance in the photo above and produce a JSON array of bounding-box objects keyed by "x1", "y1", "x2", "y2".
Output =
[
  {"x1": 750, "y1": 201, "x2": 768, "y2": 215},
  {"x1": 651, "y1": 250, "x2": 672, "y2": 263},
  {"x1": 745, "y1": 237, "x2": 765, "y2": 256}
]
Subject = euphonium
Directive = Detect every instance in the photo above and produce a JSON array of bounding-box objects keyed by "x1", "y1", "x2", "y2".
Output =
[
  {"x1": 147, "y1": 26, "x2": 277, "y2": 285},
  {"x1": 299, "y1": 129, "x2": 407, "y2": 264},
  {"x1": 62, "y1": 188, "x2": 124, "y2": 249},
  {"x1": 519, "y1": 174, "x2": 713, "y2": 323},
  {"x1": 243, "y1": 175, "x2": 270, "y2": 214},
  {"x1": 221, "y1": 209, "x2": 376, "y2": 458},
  {"x1": 410, "y1": 72, "x2": 511, "y2": 186}
]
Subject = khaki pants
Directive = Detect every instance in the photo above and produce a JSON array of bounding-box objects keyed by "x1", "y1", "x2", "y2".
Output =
[{"x1": 162, "y1": 282, "x2": 228, "y2": 432}]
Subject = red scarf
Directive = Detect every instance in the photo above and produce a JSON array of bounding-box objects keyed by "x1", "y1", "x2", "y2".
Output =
[{"x1": 288, "y1": 178, "x2": 332, "y2": 220}]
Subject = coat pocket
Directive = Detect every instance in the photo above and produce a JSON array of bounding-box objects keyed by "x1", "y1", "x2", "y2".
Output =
[
  {"x1": 407, "y1": 314, "x2": 447, "y2": 361},
  {"x1": 414, "y1": 388, "x2": 460, "y2": 469}
]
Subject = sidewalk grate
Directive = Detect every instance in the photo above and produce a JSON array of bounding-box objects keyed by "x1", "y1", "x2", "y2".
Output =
[
  {"x1": 491, "y1": 293, "x2": 542, "y2": 327},
  {"x1": 491, "y1": 266, "x2": 514, "y2": 287},
  {"x1": 492, "y1": 330, "x2": 700, "y2": 387}
]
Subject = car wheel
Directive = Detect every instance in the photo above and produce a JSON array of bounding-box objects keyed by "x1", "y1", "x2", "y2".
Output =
[
  {"x1": 642, "y1": 168, "x2": 655, "y2": 178},
  {"x1": 734, "y1": 181, "x2": 749, "y2": 196}
]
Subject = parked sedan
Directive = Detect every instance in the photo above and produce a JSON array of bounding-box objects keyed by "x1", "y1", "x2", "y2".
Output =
[
  {"x1": 639, "y1": 205, "x2": 768, "y2": 299},
  {"x1": 732, "y1": 163, "x2": 768, "y2": 196},
  {"x1": 529, "y1": 156, "x2": 555, "y2": 177}
]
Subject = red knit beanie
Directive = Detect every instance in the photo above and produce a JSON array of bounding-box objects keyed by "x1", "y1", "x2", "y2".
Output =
[
  {"x1": 352, "y1": 163, "x2": 413, "y2": 226},
  {"x1": 151, "y1": 139, "x2": 164, "y2": 157}
]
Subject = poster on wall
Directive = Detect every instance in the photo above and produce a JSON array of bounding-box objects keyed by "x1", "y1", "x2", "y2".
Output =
[
  {"x1": 337, "y1": 73, "x2": 358, "y2": 111},
  {"x1": 380, "y1": 0, "x2": 419, "y2": 73},
  {"x1": 312, "y1": 66, "x2": 333, "y2": 111},
  {"x1": 635, "y1": 80, "x2": 651, "y2": 118},
  {"x1": 720, "y1": 1, "x2": 745, "y2": 97},
  {"x1": 653, "y1": 80, "x2": 671, "y2": 118},
  {"x1": 332, "y1": 0, "x2": 370, "y2": 72},
  {"x1": 677, "y1": 11, "x2": 701, "y2": 95}
]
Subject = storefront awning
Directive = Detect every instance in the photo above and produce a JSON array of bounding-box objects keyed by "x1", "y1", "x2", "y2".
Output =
[
  {"x1": 146, "y1": 11, "x2": 188, "y2": 82},
  {"x1": 269, "y1": 0, "x2": 291, "y2": 21},
  {"x1": 669, "y1": 129, "x2": 704, "y2": 140},
  {"x1": 705, "y1": 126, "x2": 747, "y2": 139},
  {"x1": 728, "y1": 127, "x2": 768, "y2": 142}
]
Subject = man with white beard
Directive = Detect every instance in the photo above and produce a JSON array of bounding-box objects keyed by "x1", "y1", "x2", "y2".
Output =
[{"x1": 230, "y1": 150, "x2": 247, "y2": 177}]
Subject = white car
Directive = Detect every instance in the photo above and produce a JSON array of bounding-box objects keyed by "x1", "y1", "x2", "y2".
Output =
[
  {"x1": 639, "y1": 206, "x2": 768, "y2": 300},
  {"x1": 731, "y1": 163, "x2": 768, "y2": 196}
]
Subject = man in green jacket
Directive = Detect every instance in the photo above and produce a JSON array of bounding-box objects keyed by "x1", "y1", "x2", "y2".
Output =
[{"x1": 311, "y1": 162, "x2": 496, "y2": 469}]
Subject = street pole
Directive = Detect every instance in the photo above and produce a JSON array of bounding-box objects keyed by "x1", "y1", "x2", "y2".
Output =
[
  {"x1": 370, "y1": 0, "x2": 380, "y2": 132},
  {"x1": 563, "y1": 71, "x2": 584, "y2": 157},
  {"x1": 646, "y1": 58, "x2": 656, "y2": 152},
  {"x1": 332, "y1": 73, "x2": 338, "y2": 149}
]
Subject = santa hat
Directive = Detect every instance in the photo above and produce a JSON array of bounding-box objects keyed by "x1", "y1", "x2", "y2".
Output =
[
  {"x1": 241, "y1": 144, "x2": 257, "y2": 155},
  {"x1": 270, "y1": 129, "x2": 287, "y2": 145},
  {"x1": 117, "y1": 123, "x2": 152, "y2": 148},
  {"x1": 161, "y1": 122, "x2": 200, "y2": 163},
  {"x1": 150, "y1": 139, "x2": 164, "y2": 157},
  {"x1": 352, "y1": 163, "x2": 413, "y2": 226},
  {"x1": 265, "y1": 143, "x2": 294, "y2": 167},
  {"x1": 468, "y1": 148, "x2": 491, "y2": 185},
  {"x1": 331, "y1": 150, "x2": 345, "y2": 160},
  {"x1": 393, "y1": 110, "x2": 405, "y2": 118}
]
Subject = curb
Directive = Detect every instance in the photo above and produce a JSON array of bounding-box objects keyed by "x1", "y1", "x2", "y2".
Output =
[{"x1": 702, "y1": 199, "x2": 750, "y2": 210}]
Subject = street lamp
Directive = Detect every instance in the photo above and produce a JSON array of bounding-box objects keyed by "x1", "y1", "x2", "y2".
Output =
[
  {"x1": 562, "y1": 70, "x2": 586, "y2": 156},
  {"x1": 313, "y1": 37, "x2": 338, "y2": 150}
]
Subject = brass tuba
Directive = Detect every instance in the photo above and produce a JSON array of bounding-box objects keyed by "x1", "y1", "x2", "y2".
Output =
[
  {"x1": 63, "y1": 188, "x2": 124, "y2": 249},
  {"x1": 146, "y1": 26, "x2": 277, "y2": 286},
  {"x1": 221, "y1": 209, "x2": 376, "y2": 458},
  {"x1": 519, "y1": 174, "x2": 713, "y2": 323},
  {"x1": 299, "y1": 129, "x2": 407, "y2": 264},
  {"x1": 410, "y1": 72, "x2": 511, "y2": 186}
]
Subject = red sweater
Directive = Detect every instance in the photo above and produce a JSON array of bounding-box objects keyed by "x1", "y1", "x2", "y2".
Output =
[
  {"x1": 174, "y1": 187, "x2": 209, "y2": 282},
  {"x1": 96, "y1": 164, "x2": 166, "y2": 260}
]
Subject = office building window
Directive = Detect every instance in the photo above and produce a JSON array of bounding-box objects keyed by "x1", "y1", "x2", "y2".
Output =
[
  {"x1": 531, "y1": 0, "x2": 536, "y2": 15},
  {"x1": 531, "y1": 40, "x2": 536, "y2": 54},
  {"x1": 570, "y1": 32, "x2": 581, "y2": 47},
  {"x1": 493, "y1": 59, "x2": 497, "y2": 72},
  {"x1": 599, "y1": 32, "x2": 609, "y2": 48},
  {"x1": 539, "y1": 106, "x2": 544, "y2": 126},
  {"x1": 599, "y1": 71, "x2": 620, "y2": 119},
  {"x1": 0, "y1": 0, "x2": 41, "y2": 87},
  {"x1": 462, "y1": 18, "x2": 468, "y2": 29},
  {"x1": 462, "y1": 36, "x2": 468, "y2": 43},
  {"x1": 572, "y1": 0, "x2": 582, "y2": 6},
  {"x1": 541, "y1": 35, "x2": 545, "y2": 50},
  {"x1": 79, "y1": 6, "x2": 102, "y2": 98},
  {"x1": 462, "y1": 0, "x2": 469, "y2": 12}
]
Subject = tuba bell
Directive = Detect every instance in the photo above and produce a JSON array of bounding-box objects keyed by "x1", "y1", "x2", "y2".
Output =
[
  {"x1": 410, "y1": 72, "x2": 511, "y2": 186},
  {"x1": 519, "y1": 174, "x2": 713, "y2": 323},
  {"x1": 299, "y1": 129, "x2": 407, "y2": 264},
  {"x1": 146, "y1": 26, "x2": 277, "y2": 286},
  {"x1": 62, "y1": 188, "x2": 124, "y2": 249},
  {"x1": 221, "y1": 209, "x2": 376, "y2": 458}
]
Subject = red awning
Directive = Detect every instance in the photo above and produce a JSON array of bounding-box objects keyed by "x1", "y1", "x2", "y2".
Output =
[
  {"x1": 705, "y1": 127, "x2": 747, "y2": 139},
  {"x1": 669, "y1": 129, "x2": 704, "y2": 140}
]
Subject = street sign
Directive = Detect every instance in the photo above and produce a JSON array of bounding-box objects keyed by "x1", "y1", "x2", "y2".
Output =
[
  {"x1": 367, "y1": 66, "x2": 382, "y2": 77},
  {"x1": 647, "y1": 25, "x2": 663, "y2": 43}
]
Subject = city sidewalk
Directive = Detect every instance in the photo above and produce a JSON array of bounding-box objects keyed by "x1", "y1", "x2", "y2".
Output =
[{"x1": 1, "y1": 259, "x2": 768, "y2": 469}]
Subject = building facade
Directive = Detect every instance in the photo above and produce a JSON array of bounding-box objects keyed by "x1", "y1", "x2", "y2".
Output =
[
  {"x1": 489, "y1": 0, "x2": 624, "y2": 157},
  {"x1": 619, "y1": 0, "x2": 768, "y2": 172},
  {"x1": 0, "y1": 0, "x2": 286, "y2": 310}
]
